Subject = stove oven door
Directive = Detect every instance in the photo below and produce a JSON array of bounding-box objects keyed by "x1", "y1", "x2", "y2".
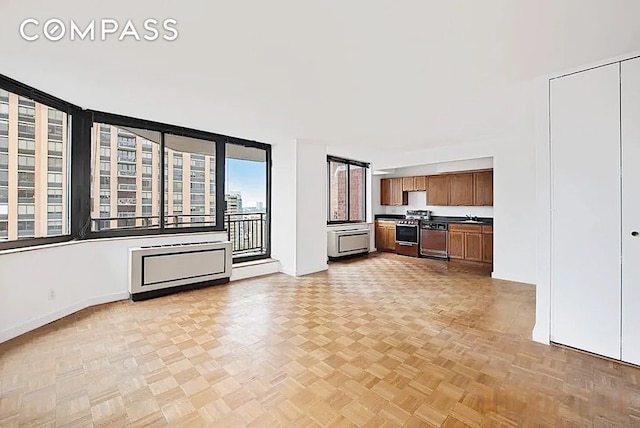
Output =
[{"x1": 395, "y1": 224, "x2": 418, "y2": 244}]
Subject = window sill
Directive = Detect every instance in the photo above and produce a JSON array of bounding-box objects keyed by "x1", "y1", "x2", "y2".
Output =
[{"x1": 0, "y1": 230, "x2": 228, "y2": 256}]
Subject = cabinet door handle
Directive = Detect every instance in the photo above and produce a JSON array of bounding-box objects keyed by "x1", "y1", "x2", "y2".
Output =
[{"x1": 632, "y1": 231, "x2": 639, "y2": 237}]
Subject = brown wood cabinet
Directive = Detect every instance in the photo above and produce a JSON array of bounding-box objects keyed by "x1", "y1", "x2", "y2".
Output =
[
  {"x1": 381, "y1": 169, "x2": 492, "y2": 206},
  {"x1": 474, "y1": 171, "x2": 493, "y2": 206},
  {"x1": 414, "y1": 176, "x2": 427, "y2": 191},
  {"x1": 402, "y1": 176, "x2": 415, "y2": 191},
  {"x1": 427, "y1": 175, "x2": 449, "y2": 206},
  {"x1": 375, "y1": 220, "x2": 397, "y2": 252},
  {"x1": 448, "y1": 231, "x2": 465, "y2": 259},
  {"x1": 380, "y1": 178, "x2": 407, "y2": 206},
  {"x1": 464, "y1": 233, "x2": 483, "y2": 261},
  {"x1": 482, "y1": 233, "x2": 493, "y2": 263},
  {"x1": 380, "y1": 178, "x2": 392, "y2": 205},
  {"x1": 448, "y1": 174, "x2": 474, "y2": 206},
  {"x1": 449, "y1": 223, "x2": 493, "y2": 264}
]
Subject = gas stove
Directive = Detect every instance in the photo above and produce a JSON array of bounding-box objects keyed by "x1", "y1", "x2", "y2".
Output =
[{"x1": 405, "y1": 210, "x2": 432, "y2": 220}]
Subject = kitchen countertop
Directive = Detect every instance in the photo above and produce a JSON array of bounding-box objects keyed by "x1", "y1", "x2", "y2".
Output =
[{"x1": 374, "y1": 214, "x2": 493, "y2": 225}]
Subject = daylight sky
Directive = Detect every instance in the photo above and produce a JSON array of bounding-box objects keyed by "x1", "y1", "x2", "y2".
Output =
[{"x1": 226, "y1": 158, "x2": 266, "y2": 209}]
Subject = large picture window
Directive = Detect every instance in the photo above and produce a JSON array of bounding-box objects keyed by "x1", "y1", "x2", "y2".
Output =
[
  {"x1": 90, "y1": 123, "x2": 161, "y2": 231},
  {"x1": 0, "y1": 87, "x2": 70, "y2": 243},
  {"x1": 0, "y1": 74, "x2": 271, "y2": 261},
  {"x1": 327, "y1": 156, "x2": 368, "y2": 224}
]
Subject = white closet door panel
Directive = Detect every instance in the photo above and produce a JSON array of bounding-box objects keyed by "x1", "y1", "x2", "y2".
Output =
[
  {"x1": 622, "y1": 57, "x2": 640, "y2": 365},
  {"x1": 550, "y1": 63, "x2": 621, "y2": 359}
]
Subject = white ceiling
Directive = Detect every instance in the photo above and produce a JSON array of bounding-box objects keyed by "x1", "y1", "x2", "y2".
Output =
[{"x1": 0, "y1": 1, "x2": 639, "y2": 152}]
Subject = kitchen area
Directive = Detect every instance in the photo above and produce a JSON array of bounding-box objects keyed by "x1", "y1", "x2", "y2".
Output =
[{"x1": 374, "y1": 158, "x2": 494, "y2": 270}]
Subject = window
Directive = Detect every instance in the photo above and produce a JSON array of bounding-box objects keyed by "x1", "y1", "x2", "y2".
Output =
[
  {"x1": 19, "y1": 188, "x2": 35, "y2": 203},
  {"x1": 165, "y1": 135, "x2": 216, "y2": 228},
  {"x1": 49, "y1": 140, "x2": 63, "y2": 154},
  {"x1": 48, "y1": 157, "x2": 63, "y2": 171},
  {"x1": 18, "y1": 139, "x2": 35, "y2": 151},
  {"x1": 1, "y1": 75, "x2": 270, "y2": 255},
  {"x1": 90, "y1": 123, "x2": 160, "y2": 231},
  {"x1": 18, "y1": 204, "x2": 35, "y2": 216},
  {"x1": 327, "y1": 156, "x2": 368, "y2": 223},
  {"x1": 18, "y1": 155, "x2": 35, "y2": 169},
  {"x1": 48, "y1": 189, "x2": 62, "y2": 203}
]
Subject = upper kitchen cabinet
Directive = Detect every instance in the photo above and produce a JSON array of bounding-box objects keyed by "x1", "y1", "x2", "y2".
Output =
[
  {"x1": 427, "y1": 175, "x2": 449, "y2": 206},
  {"x1": 448, "y1": 174, "x2": 474, "y2": 206},
  {"x1": 380, "y1": 178, "x2": 392, "y2": 205},
  {"x1": 402, "y1": 176, "x2": 415, "y2": 191},
  {"x1": 414, "y1": 176, "x2": 427, "y2": 191},
  {"x1": 380, "y1": 178, "x2": 408, "y2": 206},
  {"x1": 473, "y1": 171, "x2": 493, "y2": 206}
]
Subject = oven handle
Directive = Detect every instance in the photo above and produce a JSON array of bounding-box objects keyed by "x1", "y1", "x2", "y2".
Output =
[{"x1": 396, "y1": 241, "x2": 416, "y2": 246}]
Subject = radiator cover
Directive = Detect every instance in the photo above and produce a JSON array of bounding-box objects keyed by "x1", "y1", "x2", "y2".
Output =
[
  {"x1": 327, "y1": 228, "x2": 370, "y2": 258},
  {"x1": 129, "y1": 241, "x2": 232, "y2": 300}
]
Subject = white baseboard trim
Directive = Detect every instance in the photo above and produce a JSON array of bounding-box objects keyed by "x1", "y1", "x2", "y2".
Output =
[
  {"x1": 491, "y1": 271, "x2": 535, "y2": 286},
  {"x1": 231, "y1": 259, "x2": 281, "y2": 281},
  {"x1": 296, "y1": 264, "x2": 328, "y2": 277},
  {"x1": 532, "y1": 323, "x2": 550, "y2": 345},
  {"x1": 0, "y1": 291, "x2": 129, "y2": 344}
]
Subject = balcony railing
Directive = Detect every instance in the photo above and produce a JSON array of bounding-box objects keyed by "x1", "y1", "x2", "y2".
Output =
[
  {"x1": 225, "y1": 212, "x2": 268, "y2": 259},
  {"x1": 90, "y1": 212, "x2": 269, "y2": 259}
]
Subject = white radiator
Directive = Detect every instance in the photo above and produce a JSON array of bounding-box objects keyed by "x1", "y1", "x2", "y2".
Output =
[
  {"x1": 129, "y1": 241, "x2": 232, "y2": 301},
  {"x1": 327, "y1": 229, "x2": 370, "y2": 258}
]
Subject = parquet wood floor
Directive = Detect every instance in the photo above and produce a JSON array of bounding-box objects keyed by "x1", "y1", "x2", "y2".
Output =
[{"x1": 1, "y1": 253, "x2": 639, "y2": 427}]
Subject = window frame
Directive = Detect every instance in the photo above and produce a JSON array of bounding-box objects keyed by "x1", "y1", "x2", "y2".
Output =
[
  {"x1": 0, "y1": 73, "x2": 272, "y2": 257},
  {"x1": 0, "y1": 74, "x2": 79, "y2": 250},
  {"x1": 326, "y1": 155, "x2": 369, "y2": 225}
]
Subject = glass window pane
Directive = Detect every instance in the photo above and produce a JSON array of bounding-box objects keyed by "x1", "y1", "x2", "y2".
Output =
[
  {"x1": 90, "y1": 123, "x2": 161, "y2": 231},
  {"x1": 0, "y1": 88, "x2": 70, "y2": 241},
  {"x1": 328, "y1": 161, "x2": 348, "y2": 222},
  {"x1": 225, "y1": 143, "x2": 268, "y2": 257},
  {"x1": 164, "y1": 134, "x2": 216, "y2": 228},
  {"x1": 349, "y1": 165, "x2": 365, "y2": 222}
]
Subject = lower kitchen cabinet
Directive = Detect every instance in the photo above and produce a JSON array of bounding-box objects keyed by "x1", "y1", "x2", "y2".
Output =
[
  {"x1": 375, "y1": 221, "x2": 397, "y2": 252},
  {"x1": 448, "y1": 231, "x2": 465, "y2": 259},
  {"x1": 482, "y1": 227, "x2": 493, "y2": 263},
  {"x1": 464, "y1": 233, "x2": 483, "y2": 261},
  {"x1": 448, "y1": 224, "x2": 493, "y2": 264}
]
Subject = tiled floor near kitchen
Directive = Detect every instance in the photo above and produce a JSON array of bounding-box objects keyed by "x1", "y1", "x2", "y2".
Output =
[{"x1": 1, "y1": 253, "x2": 638, "y2": 427}]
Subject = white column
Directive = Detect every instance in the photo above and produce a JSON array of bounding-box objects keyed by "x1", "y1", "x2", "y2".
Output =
[{"x1": 271, "y1": 139, "x2": 328, "y2": 276}]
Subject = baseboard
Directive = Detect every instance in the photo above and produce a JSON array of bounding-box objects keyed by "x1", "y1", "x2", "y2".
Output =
[
  {"x1": 296, "y1": 264, "x2": 328, "y2": 277},
  {"x1": 532, "y1": 323, "x2": 550, "y2": 345},
  {"x1": 0, "y1": 291, "x2": 130, "y2": 344},
  {"x1": 231, "y1": 259, "x2": 281, "y2": 281},
  {"x1": 491, "y1": 271, "x2": 535, "y2": 286}
]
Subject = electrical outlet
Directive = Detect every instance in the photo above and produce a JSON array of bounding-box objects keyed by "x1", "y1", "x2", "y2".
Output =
[{"x1": 48, "y1": 288, "x2": 55, "y2": 301}]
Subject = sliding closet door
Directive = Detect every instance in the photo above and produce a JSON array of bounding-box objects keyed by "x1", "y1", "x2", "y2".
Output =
[
  {"x1": 622, "y1": 57, "x2": 640, "y2": 365},
  {"x1": 550, "y1": 63, "x2": 621, "y2": 359}
]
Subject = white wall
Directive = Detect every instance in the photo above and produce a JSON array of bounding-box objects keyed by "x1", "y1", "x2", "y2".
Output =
[
  {"x1": 0, "y1": 232, "x2": 227, "y2": 343},
  {"x1": 296, "y1": 140, "x2": 328, "y2": 275},
  {"x1": 271, "y1": 140, "x2": 297, "y2": 275},
  {"x1": 271, "y1": 139, "x2": 328, "y2": 276},
  {"x1": 374, "y1": 158, "x2": 494, "y2": 218}
]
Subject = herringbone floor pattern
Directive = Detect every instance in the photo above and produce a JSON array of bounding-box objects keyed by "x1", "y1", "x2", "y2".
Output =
[{"x1": 1, "y1": 253, "x2": 639, "y2": 427}]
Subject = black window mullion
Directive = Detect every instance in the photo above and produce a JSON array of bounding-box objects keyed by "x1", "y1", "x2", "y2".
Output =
[
  {"x1": 216, "y1": 138, "x2": 226, "y2": 229},
  {"x1": 72, "y1": 109, "x2": 92, "y2": 238},
  {"x1": 346, "y1": 162, "x2": 350, "y2": 222},
  {"x1": 159, "y1": 132, "x2": 165, "y2": 230}
]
